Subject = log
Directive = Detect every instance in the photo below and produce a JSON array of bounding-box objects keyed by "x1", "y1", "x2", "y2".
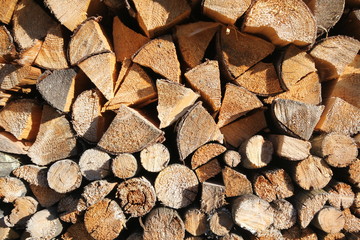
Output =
[
  {"x1": 282, "y1": 225, "x2": 318, "y2": 240},
  {"x1": 28, "y1": 105, "x2": 77, "y2": 166},
  {"x1": 0, "y1": 153, "x2": 21, "y2": 177},
  {"x1": 176, "y1": 101, "x2": 223, "y2": 160},
  {"x1": 0, "y1": 177, "x2": 26, "y2": 203},
  {"x1": 312, "y1": 206, "x2": 345, "y2": 233},
  {"x1": 0, "y1": 0, "x2": 18, "y2": 24},
  {"x1": 116, "y1": 177, "x2": 156, "y2": 217},
  {"x1": 242, "y1": 0, "x2": 316, "y2": 46},
  {"x1": 184, "y1": 208, "x2": 208, "y2": 236},
  {"x1": 352, "y1": 192, "x2": 360, "y2": 218},
  {"x1": 30, "y1": 184, "x2": 65, "y2": 208},
  {"x1": 222, "y1": 166, "x2": 253, "y2": 197},
  {"x1": 155, "y1": 164, "x2": 198, "y2": 209},
  {"x1": 111, "y1": 153, "x2": 138, "y2": 179},
  {"x1": 81, "y1": 180, "x2": 117, "y2": 209},
  {"x1": 0, "y1": 26, "x2": 17, "y2": 63},
  {"x1": 222, "y1": 150, "x2": 241, "y2": 168},
  {"x1": 239, "y1": 135, "x2": 273, "y2": 169},
  {"x1": 268, "y1": 134, "x2": 311, "y2": 161},
  {"x1": 191, "y1": 143, "x2": 226, "y2": 169},
  {"x1": 342, "y1": 208, "x2": 360, "y2": 233},
  {"x1": 133, "y1": 35, "x2": 181, "y2": 82},
  {"x1": 156, "y1": 79, "x2": 199, "y2": 129},
  {"x1": 61, "y1": 222, "x2": 94, "y2": 240},
  {"x1": 79, "y1": 148, "x2": 111, "y2": 181},
  {"x1": 142, "y1": 207, "x2": 185, "y2": 240},
  {"x1": 270, "y1": 199, "x2": 297, "y2": 230},
  {"x1": 26, "y1": 209, "x2": 63, "y2": 239},
  {"x1": 0, "y1": 64, "x2": 41, "y2": 91},
  {"x1": 84, "y1": 198, "x2": 126, "y2": 240},
  {"x1": 15, "y1": 39, "x2": 42, "y2": 66},
  {"x1": 4, "y1": 196, "x2": 38, "y2": 227},
  {"x1": 200, "y1": 181, "x2": 226, "y2": 213},
  {"x1": 0, "y1": 131, "x2": 29, "y2": 154},
  {"x1": 209, "y1": 208, "x2": 234, "y2": 236},
  {"x1": 12, "y1": 164, "x2": 47, "y2": 186},
  {"x1": 140, "y1": 143, "x2": 170, "y2": 172},
  {"x1": 98, "y1": 104, "x2": 164, "y2": 154},
  {"x1": 326, "y1": 181, "x2": 355, "y2": 210},
  {"x1": 217, "y1": 83, "x2": 263, "y2": 128},
  {"x1": 271, "y1": 99, "x2": 324, "y2": 140},
  {"x1": 195, "y1": 156, "x2": 221, "y2": 182}
]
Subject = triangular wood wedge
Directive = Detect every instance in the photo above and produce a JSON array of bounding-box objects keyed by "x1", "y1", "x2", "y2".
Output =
[
  {"x1": 0, "y1": 0, "x2": 18, "y2": 24},
  {"x1": 0, "y1": 26, "x2": 17, "y2": 63},
  {"x1": 16, "y1": 40, "x2": 42, "y2": 66},
  {"x1": 0, "y1": 64, "x2": 41, "y2": 90},
  {"x1": 156, "y1": 79, "x2": 199, "y2": 129}
]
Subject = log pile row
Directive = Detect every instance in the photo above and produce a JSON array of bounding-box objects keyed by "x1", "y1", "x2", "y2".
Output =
[{"x1": 0, "y1": 0, "x2": 359, "y2": 239}]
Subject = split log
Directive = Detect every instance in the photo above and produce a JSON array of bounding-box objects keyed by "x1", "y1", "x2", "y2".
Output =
[
  {"x1": 282, "y1": 225, "x2": 318, "y2": 240},
  {"x1": 28, "y1": 105, "x2": 77, "y2": 166},
  {"x1": 30, "y1": 184, "x2": 65, "y2": 208},
  {"x1": 12, "y1": 164, "x2": 47, "y2": 186},
  {"x1": 217, "y1": 84, "x2": 263, "y2": 128},
  {"x1": 131, "y1": 0, "x2": 191, "y2": 38},
  {"x1": 116, "y1": 177, "x2": 156, "y2": 217},
  {"x1": 312, "y1": 206, "x2": 345, "y2": 233},
  {"x1": 352, "y1": 192, "x2": 360, "y2": 217},
  {"x1": 175, "y1": 21, "x2": 220, "y2": 68},
  {"x1": 222, "y1": 150, "x2": 241, "y2": 168},
  {"x1": 342, "y1": 208, "x2": 360, "y2": 233},
  {"x1": 0, "y1": 64, "x2": 41, "y2": 91},
  {"x1": 184, "y1": 208, "x2": 208, "y2": 236},
  {"x1": 0, "y1": 131, "x2": 30, "y2": 154},
  {"x1": 79, "y1": 148, "x2": 111, "y2": 181},
  {"x1": 239, "y1": 135, "x2": 273, "y2": 169},
  {"x1": 0, "y1": 153, "x2": 21, "y2": 177},
  {"x1": 15, "y1": 39, "x2": 42, "y2": 66},
  {"x1": 26, "y1": 208, "x2": 63, "y2": 239},
  {"x1": 325, "y1": 181, "x2": 355, "y2": 210},
  {"x1": 209, "y1": 208, "x2": 234, "y2": 236},
  {"x1": 0, "y1": 0, "x2": 18, "y2": 24},
  {"x1": 140, "y1": 143, "x2": 170, "y2": 172},
  {"x1": 4, "y1": 196, "x2": 38, "y2": 227},
  {"x1": 222, "y1": 166, "x2": 253, "y2": 197},
  {"x1": 271, "y1": 99, "x2": 324, "y2": 140},
  {"x1": 156, "y1": 79, "x2": 199, "y2": 129},
  {"x1": 270, "y1": 199, "x2": 297, "y2": 230},
  {"x1": 132, "y1": 35, "x2": 181, "y2": 82},
  {"x1": 47, "y1": 159, "x2": 82, "y2": 193},
  {"x1": 155, "y1": 164, "x2": 198, "y2": 209},
  {"x1": 191, "y1": 143, "x2": 226, "y2": 169},
  {"x1": 81, "y1": 180, "x2": 117, "y2": 209},
  {"x1": 142, "y1": 207, "x2": 185, "y2": 240},
  {"x1": 201, "y1": 181, "x2": 226, "y2": 213},
  {"x1": 0, "y1": 177, "x2": 26, "y2": 203},
  {"x1": 61, "y1": 222, "x2": 93, "y2": 240},
  {"x1": 242, "y1": 0, "x2": 316, "y2": 46},
  {"x1": 176, "y1": 101, "x2": 223, "y2": 160},
  {"x1": 216, "y1": 25, "x2": 275, "y2": 80},
  {"x1": 338, "y1": 10, "x2": 360, "y2": 41},
  {"x1": 111, "y1": 153, "x2": 139, "y2": 179},
  {"x1": 0, "y1": 26, "x2": 17, "y2": 63},
  {"x1": 0, "y1": 99, "x2": 41, "y2": 140},
  {"x1": 195, "y1": 158, "x2": 222, "y2": 182},
  {"x1": 309, "y1": 36, "x2": 360, "y2": 81},
  {"x1": 268, "y1": 134, "x2": 311, "y2": 161}
]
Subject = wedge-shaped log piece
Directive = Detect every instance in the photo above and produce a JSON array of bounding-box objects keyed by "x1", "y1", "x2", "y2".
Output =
[
  {"x1": 69, "y1": 17, "x2": 112, "y2": 65},
  {"x1": 242, "y1": 0, "x2": 316, "y2": 47},
  {"x1": 175, "y1": 21, "x2": 220, "y2": 68},
  {"x1": 4, "y1": 196, "x2": 38, "y2": 227},
  {"x1": 240, "y1": 135, "x2": 273, "y2": 169},
  {"x1": 191, "y1": 143, "x2": 226, "y2": 169},
  {"x1": 272, "y1": 99, "x2": 324, "y2": 140},
  {"x1": 98, "y1": 104, "x2": 164, "y2": 154},
  {"x1": 201, "y1": 182, "x2": 226, "y2": 213},
  {"x1": 184, "y1": 208, "x2": 208, "y2": 236},
  {"x1": 28, "y1": 105, "x2": 77, "y2": 165},
  {"x1": 185, "y1": 60, "x2": 222, "y2": 112},
  {"x1": 209, "y1": 208, "x2": 234, "y2": 237},
  {"x1": 270, "y1": 199, "x2": 297, "y2": 230},
  {"x1": 0, "y1": 131, "x2": 30, "y2": 154},
  {"x1": 195, "y1": 158, "x2": 221, "y2": 182},
  {"x1": 81, "y1": 180, "x2": 117, "y2": 209},
  {"x1": 176, "y1": 101, "x2": 223, "y2": 160},
  {"x1": 12, "y1": 164, "x2": 47, "y2": 186},
  {"x1": 203, "y1": 0, "x2": 251, "y2": 25},
  {"x1": 217, "y1": 26, "x2": 275, "y2": 80},
  {"x1": 222, "y1": 167, "x2": 252, "y2": 197},
  {"x1": 0, "y1": 99, "x2": 41, "y2": 140},
  {"x1": 34, "y1": 25, "x2": 69, "y2": 69},
  {"x1": 0, "y1": 177, "x2": 26, "y2": 203},
  {"x1": 0, "y1": 64, "x2": 41, "y2": 90},
  {"x1": 26, "y1": 209, "x2": 63, "y2": 240},
  {"x1": 132, "y1": 0, "x2": 191, "y2": 38},
  {"x1": 0, "y1": 26, "x2": 17, "y2": 63},
  {"x1": 133, "y1": 35, "x2": 181, "y2": 82},
  {"x1": 0, "y1": 0, "x2": 18, "y2": 24},
  {"x1": 268, "y1": 134, "x2": 311, "y2": 161},
  {"x1": 157, "y1": 79, "x2": 199, "y2": 129},
  {"x1": 309, "y1": 36, "x2": 360, "y2": 81},
  {"x1": 30, "y1": 184, "x2": 65, "y2": 208},
  {"x1": 15, "y1": 39, "x2": 42, "y2": 66},
  {"x1": 113, "y1": 16, "x2": 149, "y2": 62}
]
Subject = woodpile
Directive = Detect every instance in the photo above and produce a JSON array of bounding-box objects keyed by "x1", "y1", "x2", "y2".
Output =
[{"x1": 0, "y1": 0, "x2": 359, "y2": 239}]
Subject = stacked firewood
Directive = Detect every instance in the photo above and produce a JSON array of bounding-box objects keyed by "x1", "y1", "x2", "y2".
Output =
[{"x1": 0, "y1": 0, "x2": 359, "y2": 239}]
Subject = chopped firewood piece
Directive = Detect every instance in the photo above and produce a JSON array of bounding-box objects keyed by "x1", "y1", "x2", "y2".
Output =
[
  {"x1": 0, "y1": 131, "x2": 30, "y2": 154},
  {"x1": 30, "y1": 184, "x2": 65, "y2": 208},
  {"x1": 338, "y1": 10, "x2": 360, "y2": 41},
  {"x1": 282, "y1": 225, "x2": 318, "y2": 240},
  {"x1": 309, "y1": 36, "x2": 360, "y2": 81},
  {"x1": 98, "y1": 105, "x2": 164, "y2": 154},
  {"x1": 0, "y1": 99, "x2": 41, "y2": 140},
  {"x1": 143, "y1": 207, "x2": 185, "y2": 240},
  {"x1": 0, "y1": 64, "x2": 41, "y2": 90},
  {"x1": 222, "y1": 150, "x2": 241, "y2": 168},
  {"x1": 184, "y1": 60, "x2": 221, "y2": 112},
  {"x1": 12, "y1": 164, "x2": 47, "y2": 186},
  {"x1": 325, "y1": 181, "x2": 355, "y2": 210},
  {"x1": 112, "y1": 153, "x2": 138, "y2": 179},
  {"x1": 61, "y1": 222, "x2": 93, "y2": 240},
  {"x1": 116, "y1": 177, "x2": 156, "y2": 217},
  {"x1": 175, "y1": 21, "x2": 220, "y2": 68},
  {"x1": 79, "y1": 148, "x2": 111, "y2": 181},
  {"x1": 0, "y1": 152, "x2": 21, "y2": 177},
  {"x1": 240, "y1": 135, "x2": 273, "y2": 169},
  {"x1": 131, "y1": 0, "x2": 191, "y2": 38},
  {"x1": 26, "y1": 209, "x2": 63, "y2": 240},
  {"x1": 270, "y1": 199, "x2": 297, "y2": 230},
  {"x1": 133, "y1": 35, "x2": 181, "y2": 82},
  {"x1": 191, "y1": 143, "x2": 226, "y2": 169},
  {"x1": 16, "y1": 40, "x2": 42, "y2": 66},
  {"x1": 84, "y1": 198, "x2": 126, "y2": 240},
  {"x1": 57, "y1": 195, "x2": 85, "y2": 223},
  {"x1": 47, "y1": 159, "x2": 82, "y2": 193},
  {"x1": 201, "y1": 182, "x2": 226, "y2": 213},
  {"x1": 232, "y1": 194, "x2": 274, "y2": 235},
  {"x1": 352, "y1": 193, "x2": 360, "y2": 217},
  {"x1": 34, "y1": 25, "x2": 69, "y2": 69},
  {"x1": 222, "y1": 167, "x2": 252, "y2": 197},
  {"x1": 195, "y1": 158, "x2": 221, "y2": 182},
  {"x1": 268, "y1": 135, "x2": 311, "y2": 161},
  {"x1": 293, "y1": 155, "x2": 332, "y2": 190},
  {"x1": 0, "y1": 0, "x2": 18, "y2": 24},
  {"x1": 156, "y1": 79, "x2": 199, "y2": 129},
  {"x1": 28, "y1": 105, "x2": 77, "y2": 165},
  {"x1": 242, "y1": 0, "x2": 316, "y2": 47},
  {"x1": 234, "y1": 62, "x2": 283, "y2": 96},
  {"x1": 0, "y1": 26, "x2": 17, "y2": 63},
  {"x1": 184, "y1": 208, "x2": 208, "y2": 236},
  {"x1": 217, "y1": 26, "x2": 275, "y2": 80},
  {"x1": 81, "y1": 180, "x2": 117, "y2": 209},
  {"x1": 312, "y1": 206, "x2": 345, "y2": 233},
  {"x1": 78, "y1": 52, "x2": 117, "y2": 100},
  {"x1": 315, "y1": 97, "x2": 360, "y2": 135},
  {"x1": 113, "y1": 16, "x2": 149, "y2": 62},
  {"x1": 155, "y1": 164, "x2": 198, "y2": 209},
  {"x1": 4, "y1": 196, "x2": 38, "y2": 227},
  {"x1": 218, "y1": 84, "x2": 263, "y2": 128},
  {"x1": 209, "y1": 208, "x2": 234, "y2": 236},
  {"x1": 140, "y1": 143, "x2": 170, "y2": 172},
  {"x1": 293, "y1": 189, "x2": 328, "y2": 228},
  {"x1": 272, "y1": 99, "x2": 324, "y2": 140},
  {"x1": 343, "y1": 208, "x2": 360, "y2": 233},
  {"x1": 0, "y1": 177, "x2": 26, "y2": 203},
  {"x1": 69, "y1": 17, "x2": 112, "y2": 65},
  {"x1": 202, "y1": 0, "x2": 251, "y2": 25}
]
